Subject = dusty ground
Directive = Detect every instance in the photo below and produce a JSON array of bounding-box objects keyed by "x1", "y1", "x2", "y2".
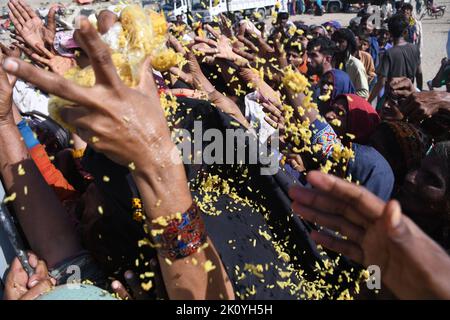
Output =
[{"x1": 1, "y1": 0, "x2": 450, "y2": 82}]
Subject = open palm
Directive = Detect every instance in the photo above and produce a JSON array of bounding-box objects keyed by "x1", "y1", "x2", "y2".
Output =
[{"x1": 8, "y1": 0, "x2": 57, "y2": 54}]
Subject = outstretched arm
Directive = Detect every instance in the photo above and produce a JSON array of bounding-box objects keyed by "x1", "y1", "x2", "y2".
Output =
[{"x1": 4, "y1": 18, "x2": 235, "y2": 300}]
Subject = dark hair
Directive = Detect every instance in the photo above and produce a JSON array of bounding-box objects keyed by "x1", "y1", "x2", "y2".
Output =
[
  {"x1": 388, "y1": 13, "x2": 409, "y2": 38},
  {"x1": 357, "y1": 32, "x2": 369, "y2": 43},
  {"x1": 359, "y1": 13, "x2": 372, "y2": 25},
  {"x1": 378, "y1": 28, "x2": 390, "y2": 37},
  {"x1": 277, "y1": 12, "x2": 289, "y2": 22},
  {"x1": 294, "y1": 21, "x2": 308, "y2": 30},
  {"x1": 286, "y1": 39, "x2": 303, "y2": 54},
  {"x1": 331, "y1": 28, "x2": 357, "y2": 54},
  {"x1": 307, "y1": 36, "x2": 337, "y2": 56},
  {"x1": 255, "y1": 22, "x2": 265, "y2": 32},
  {"x1": 401, "y1": 3, "x2": 414, "y2": 12}
]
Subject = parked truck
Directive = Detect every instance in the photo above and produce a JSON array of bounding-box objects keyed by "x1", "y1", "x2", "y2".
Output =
[{"x1": 161, "y1": 0, "x2": 287, "y2": 23}]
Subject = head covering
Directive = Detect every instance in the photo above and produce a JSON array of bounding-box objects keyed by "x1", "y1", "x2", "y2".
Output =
[
  {"x1": 347, "y1": 143, "x2": 394, "y2": 201},
  {"x1": 324, "y1": 69, "x2": 355, "y2": 100},
  {"x1": 309, "y1": 24, "x2": 327, "y2": 35},
  {"x1": 322, "y1": 20, "x2": 341, "y2": 30},
  {"x1": 338, "y1": 93, "x2": 380, "y2": 144},
  {"x1": 388, "y1": 121, "x2": 430, "y2": 168}
]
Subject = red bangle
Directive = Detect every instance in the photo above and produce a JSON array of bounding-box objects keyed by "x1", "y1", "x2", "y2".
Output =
[{"x1": 150, "y1": 202, "x2": 207, "y2": 260}]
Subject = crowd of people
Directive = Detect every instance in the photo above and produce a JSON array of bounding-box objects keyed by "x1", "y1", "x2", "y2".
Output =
[{"x1": 0, "y1": 0, "x2": 449, "y2": 300}]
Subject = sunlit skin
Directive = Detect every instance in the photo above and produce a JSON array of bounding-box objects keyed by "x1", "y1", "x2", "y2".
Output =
[
  {"x1": 311, "y1": 26, "x2": 326, "y2": 38},
  {"x1": 287, "y1": 50, "x2": 303, "y2": 68},
  {"x1": 307, "y1": 45, "x2": 332, "y2": 76},
  {"x1": 336, "y1": 38, "x2": 348, "y2": 53},
  {"x1": 319, "y1": 71, "x2": 334, "y2": 96},
  {"x1": 402, "y1": 8, "x2": 413, "y2": 20}
]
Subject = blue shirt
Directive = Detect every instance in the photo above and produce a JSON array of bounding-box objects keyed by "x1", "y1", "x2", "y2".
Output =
[{"x1": 347, "y1": 143, "x2": 395, "y2": 201}]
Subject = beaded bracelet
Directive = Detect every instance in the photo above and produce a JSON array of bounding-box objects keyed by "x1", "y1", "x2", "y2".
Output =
[{"x1": 149, "y1": 202, "x2": 207, "y2": 260}]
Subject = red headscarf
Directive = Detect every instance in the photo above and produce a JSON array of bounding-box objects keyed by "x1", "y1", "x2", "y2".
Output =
[{"x1": 338, "y1": 94, "x2": 380, "y2": 144}]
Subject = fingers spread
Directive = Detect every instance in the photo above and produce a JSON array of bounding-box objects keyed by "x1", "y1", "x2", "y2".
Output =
[
  {"x1": 194, "y1": 36, "x2": 217, "y2": 48},
  {"x1": 306, "y1": 171, "x2": 385, "y2": 220},
  {"x1": 311, "y1": 230, "x2": 364, "y2": 264},
  {"x1": 8, "y1": 1, "x2": 26, "y2": 28},
  {"x1": 168, "y1": 35, "x2": 186, "y2": 55},
  {"x1": 18, "y1": 0, "x2": 37, "y2": 19},
  {"x1": 232, "y1": 47, "x2": 255, "y2": 61},
  {"x1": 289, "y1": 185, "x2": 371, "y2": 228},
  {"x1": 293, "y1": 202, "x2": 365, "y2": 243},
  {"x1": 205, "y1": 24, "x2": 221, "y2": 39}
]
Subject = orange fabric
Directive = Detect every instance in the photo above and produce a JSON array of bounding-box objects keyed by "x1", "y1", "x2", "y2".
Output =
[
  {"x1": 356, "y1": 50, "x2": 376, "y2": 84},
  {"x1": 297, "y1": 52, "x2": 308, "y2": 75},
  {"x1": 29, "y1": 144, "x2": 77, "y2": 202}
]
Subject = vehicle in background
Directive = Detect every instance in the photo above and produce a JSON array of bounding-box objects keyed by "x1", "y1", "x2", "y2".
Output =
[
  {"x1": 162, "y1": 0, "x2": 191, "y2": 22},
  {"x1": 191, "y1": 0, "x2": 280, "y2": 23},
  {"x1": 162, "y1": 0, "x2": 287, "y2": 23},
  {"x1": 142, "y1": 0, "x2": 163, "y2": 12},
  {"x1": 323, "y1": 0, "x2": 345, "y2": 13}
]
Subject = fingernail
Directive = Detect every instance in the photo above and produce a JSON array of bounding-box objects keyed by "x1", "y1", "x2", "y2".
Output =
[
  {"x1": 390, "y1": 204, "x2": 402, "y2": 229},
  {"x1": 111, "y1": 281, "x2": 120, "y2": 290},
  {"x1": 3, "y1": 58, "x2": 18, "y2": 73},
  {"x1": 29, "y1": 280, "x2": 39, "y2": 288},
  {"x1": 74, "y1": 15, "x2": 85, "y2": 30}
]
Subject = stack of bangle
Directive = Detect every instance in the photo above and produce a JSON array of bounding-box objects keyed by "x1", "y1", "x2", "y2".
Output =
[{"x1": 150, "y1": 202, "x2": 207, "y2": 260}]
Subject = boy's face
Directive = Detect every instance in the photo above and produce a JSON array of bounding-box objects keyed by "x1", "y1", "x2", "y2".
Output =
[
  {"x1": 312, "y1": 27, "x2": 325, "y2": 38},
  {"x1": 361, "y1": 40, "x2": 370, "y2": 51},
  {"x1": 336, "y1": 38, "x2": 348, "y2": 52},
  {"x1": 288, "y1": 50, "x2": 303, "y2": 67},
  {"x1": 403, "y1": 9, "x2": 412, "y2": 19}
]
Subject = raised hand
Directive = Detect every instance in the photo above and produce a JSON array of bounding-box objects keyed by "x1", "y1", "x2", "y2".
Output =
[
  {"x1": 9, "y1": 0, "x2": 44, "y2": 52},
  {"x1": 400, "y1": 91, "x2": 450, "y2": 124},
  {"x1": 389, "y1": 77, "x2": 415, "y2": 98},
  {"x1": 8, "y1": 0, "x2": 59, "y2": 53},
  {"x1": 195, "y1": 25, "x2": 249, "y2": 67},
  {"x1": 168, "y1": 35, "x2": 213, "y2": 91},
  {"x1": 289, "y1": 171, "x2": 450, "y2": 299},
  {"x1": 3, "y1": 17, "x2": 173, "y2": 170},
  {"x1": 16, "y1": 42, "x2": 75, "y2": 76},
  {"x1": 2, "y1": 18, "x2": 239, "y2": 301}
]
